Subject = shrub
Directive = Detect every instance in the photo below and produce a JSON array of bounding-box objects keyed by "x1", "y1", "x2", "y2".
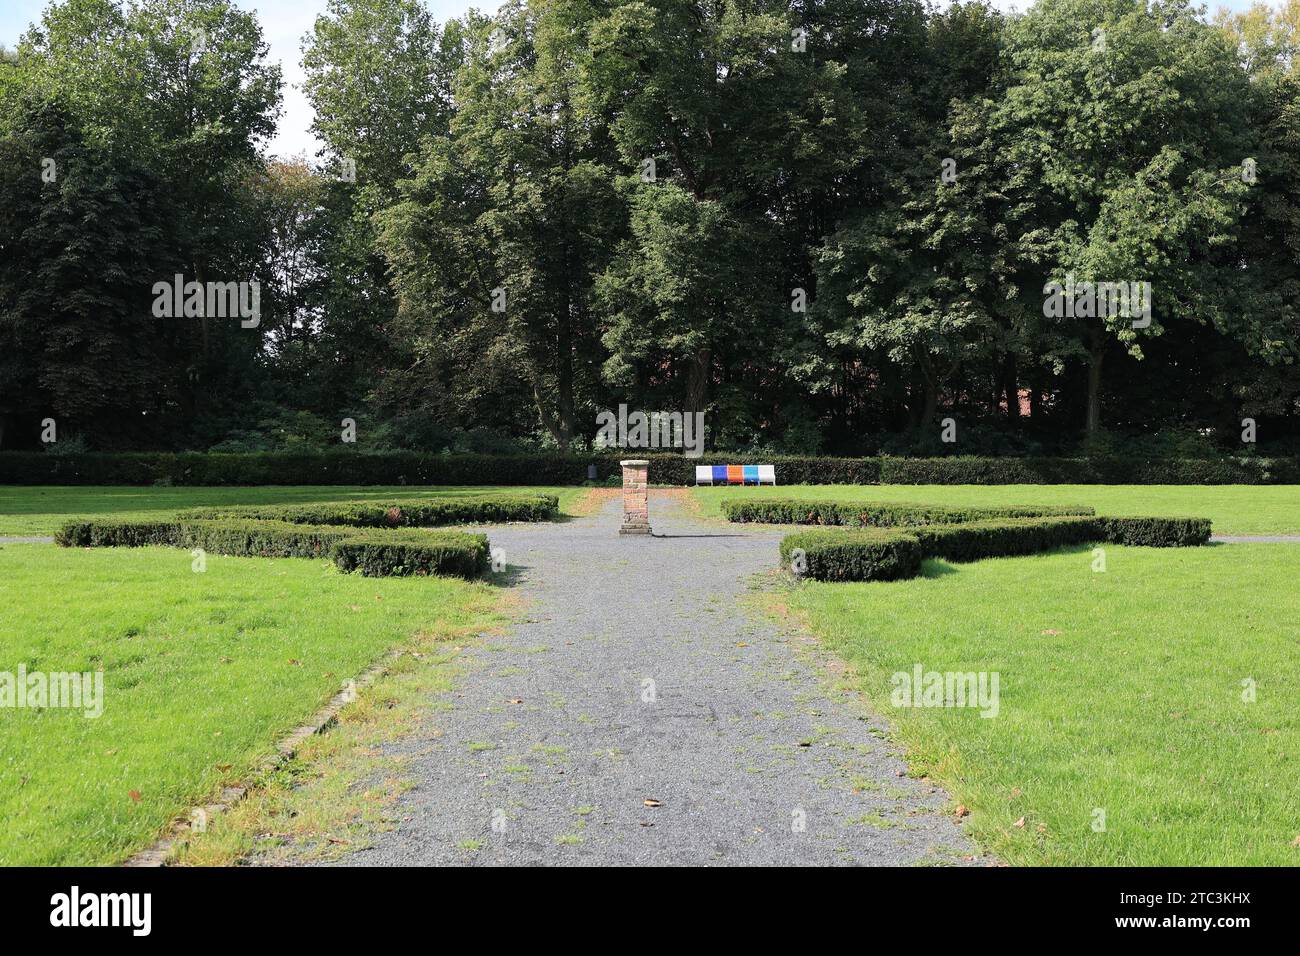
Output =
[
  {"x1": 722, "y1": 498, "x2": 1093, "y2": 527},
  {"x1": 3, "y1": 450, "x2": 1297, "y2": 486},
  {"x1": 55, "y1": 517, "x2": 489, "y2": 578},
  {"x1": 877, "y1": 455, "x2": 1290, "y2": 485},
  {"x1": 331, "y1": 532, "x2": 489, "y2": 578},
  {"x1": 911, "y1": 517, "x2": 1103, "y2": 562},
  {"x1": 180, "y1": 493, "x2": 559, "y2": 527},
  {"x1": 780, "y1": 529, "x2": 923, "y2": 582},
  {"x1": 781, "y1": 513, "x2": 1212, "y2": 581},
  {"x1": 1101, "y1": 516, "x2": 1212, "y2": 547},
  {"x1": 55, "y1": 519, "x2": 181, "y2": 548}
]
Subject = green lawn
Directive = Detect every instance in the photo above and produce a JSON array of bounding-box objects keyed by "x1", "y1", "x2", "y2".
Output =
[
  {"x1": 782, "y1": 543, "x2": 1300, "y2": 866},
  {"x1": 0, "y1": 543, "x2": 500, "y2": 865},
  {"x1": 0, "y1": 485, "x2": 589, "y2": 536},
  {"x1": 694, "y1": 483, "x2": 1300, "y2": 536}
]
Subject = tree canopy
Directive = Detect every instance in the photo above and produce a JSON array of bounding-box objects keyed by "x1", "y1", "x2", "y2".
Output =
[{"x1": 1, "y1": 0, "x2": 1297, "y2": 456}]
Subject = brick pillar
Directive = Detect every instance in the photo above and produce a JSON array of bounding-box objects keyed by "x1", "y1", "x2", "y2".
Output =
[{"x1": 619, "y1": 459, "x2": 651, "y2": 535}]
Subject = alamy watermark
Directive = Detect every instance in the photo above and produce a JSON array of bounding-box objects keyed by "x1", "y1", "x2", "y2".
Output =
[
  {"x1": 890, "y1": 664, "x2": 1000, "y2": 718},
  {"x1": 151, "y1": 274, "x2": 261, "y2": 328},
  {"x1": 1042, "y1": 274, "x2": 1151, "y2": 329},
  {"x1": 595, "y1": 404, "x2": 705, "y2": 458},
  {"x1": 1, "y1": 665, "x2": 103, "y2": 718}
]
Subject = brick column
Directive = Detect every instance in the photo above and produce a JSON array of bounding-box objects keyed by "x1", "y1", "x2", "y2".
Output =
[{"x1": 619, "y1": 459, "x2": 651, "y2": 535}]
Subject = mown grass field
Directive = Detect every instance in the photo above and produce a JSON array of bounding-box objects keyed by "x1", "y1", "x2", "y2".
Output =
[
  {"x1": 0, "y1": 484, "x2": 591, "y2": 537},
  {"x1": 693, "y1": 483, "x2": 1300, "y2": 536},
  {"x1": 0, "y1": 543, "x2": 501, "y2": 865},
  {"x1": 779, "y1": 543, "x2": 1300, "y2": 866}
]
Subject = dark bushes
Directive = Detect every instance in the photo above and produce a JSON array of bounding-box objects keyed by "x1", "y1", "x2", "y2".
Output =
[{"x1": 9, "y1": 450, "x2": 1291, "y2": 486}]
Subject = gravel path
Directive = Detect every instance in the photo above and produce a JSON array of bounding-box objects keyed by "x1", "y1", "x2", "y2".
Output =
[
  {"x1": 0, "y1": 537, "x2": 54, "y2": 544},
  {"x1": 324, "y1": 492, "x2": 979, "y2": 867}
]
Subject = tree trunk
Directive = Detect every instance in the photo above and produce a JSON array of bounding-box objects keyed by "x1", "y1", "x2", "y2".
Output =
[
  {"x1": 685, "y1": 348, "x2": 711, "y2": 415},
  {"x1": 909, "y1": 349, "x2": 940, "y2": 428},
  {"x1": 1002, "y1": 354, "x2": 1019, "y2": 422},
  {"x1": 1085, "y1": 329, "x2": 1105, "y2": 434},
  {"x1": 554, "y1": 309, "x2": 574, "y2": 453}
]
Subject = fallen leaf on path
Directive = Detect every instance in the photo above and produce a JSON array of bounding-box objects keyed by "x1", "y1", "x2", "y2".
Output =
[
  {"x1": 954, "y1": 805, "x2": 970, "y2": 818},
  {"x1": 643, "y1": 798, "x2": 661, "y2": 808}
]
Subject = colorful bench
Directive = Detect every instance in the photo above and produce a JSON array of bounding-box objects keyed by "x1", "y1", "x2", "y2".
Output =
[{"x1": 694, "y1": 465, "x2": 776, "y2": 486}]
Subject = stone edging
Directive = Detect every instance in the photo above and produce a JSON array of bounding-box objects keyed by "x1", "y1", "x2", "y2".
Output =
[{"x1": 122, "y1": 650, "x2": 403, "y2": 867}]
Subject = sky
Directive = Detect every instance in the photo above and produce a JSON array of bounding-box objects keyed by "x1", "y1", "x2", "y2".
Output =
[{"x1": 0, "y1": 0, "x2": 1265, "y2": 160}]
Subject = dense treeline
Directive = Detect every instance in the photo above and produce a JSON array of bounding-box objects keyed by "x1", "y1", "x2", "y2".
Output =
[{"x1": 1, "y1": 0, "x2": 1297, "y2": 457}]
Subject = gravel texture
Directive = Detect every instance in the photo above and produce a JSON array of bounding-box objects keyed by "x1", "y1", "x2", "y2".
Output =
[{"x1": 323, "y1": 492, "x2": 981, "y2": 867}]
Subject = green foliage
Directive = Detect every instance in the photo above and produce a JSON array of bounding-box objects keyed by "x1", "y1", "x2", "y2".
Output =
[
  {"x1": 56, "y1": 514, "x2": 489, "y2": 577},
  {"x1": 778, "y1": 509, "x2": 1212, "y2": 581},
  {"x1": 179, "y1": 494, "x2": 560, "y2": 526},
  {"x1": 780, "y1": 529, "x2": 924, "y2": 583},
  {"x1": 1100, "y1": 515, "x2": 1212, "y2": 546},
  {"x1": 5, "y1": 450, "x2": 1299, "y2": 486},
  {"x1": 2, "y1": 0, "x2": 1300, "y2": 454},
  {"x1": 722, "y1": 498, "x2": 1093, "y2": 527}
]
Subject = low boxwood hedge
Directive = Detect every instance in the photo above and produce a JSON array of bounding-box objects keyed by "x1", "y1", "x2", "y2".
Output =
[
  {"x1": 782, "y1": 512, "x2": 1213, "y2": 582},
  {"x1": 179, "y1": 493, "x2": 558, "y2": 527},
  {"x1": 723, "y1": 498, "x2": 1094, "y2": 527},
  {"x1": 56, "y1": 516, "x2": 489, "y2": 578},
  {"x1": 1100, "y1": 516, "x2": 1212, "y2": 547},
  {"x1": 911, "y1": 517, "x2": 1103, "y2": 562},
  {"x1": 332, "y1": 533, "x2": 489, "y2": 578},
  {"x1": 780, "y1": 529, "x2": 924, "y2": 583}
]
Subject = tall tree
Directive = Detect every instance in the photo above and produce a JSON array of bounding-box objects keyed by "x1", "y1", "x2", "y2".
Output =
[{"x1": 378, "y1": 0, "x2": 622, "y2": 450}]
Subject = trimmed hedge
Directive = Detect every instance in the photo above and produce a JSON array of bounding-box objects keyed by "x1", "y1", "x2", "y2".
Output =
[
  {"x1": 56, "y1": 518, "x2": 182, "y2": 548},
  {"x1": 912, "y1": 517, "x2": 1103, "y2": 562},
  {"x1": 1100, "y1": 516, "x2": 1212, "y2": 547},
  {"x1": 780, "y1": 529, "x2": 923, "y2": 583},
  {"x1": 56, "y1": 516, "x2": 489, "y2": 578},
  {"x1": 722, "y1": 498, "x2": 1093, "y2": 527},
  {"x1": 877, "y1": 455, "x2": 1300, "y2": 485},
  {"x1": 10, "y1": 450, "x2": 1293, "y2": 487},
  {"x1": 0, "y1": 451, "x2": 885, "y2": 486},
  {"x1": 179, "y1": 493, "x2": 559, "y2": 527},
  {"x1": 332, "y1": 534, "x2": 488, "y2": 578},
  {"x1": 782, "y1": 512, "x2": 1213, "y2": 582}
]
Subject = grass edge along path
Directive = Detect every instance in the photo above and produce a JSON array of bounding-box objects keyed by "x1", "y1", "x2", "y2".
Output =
[
  {"x1": 0, "y1": 543, "x2": 506, "y2": 866},
  {"x1": 772, "y1": 543, "x2": 1300, "y2": 866}
]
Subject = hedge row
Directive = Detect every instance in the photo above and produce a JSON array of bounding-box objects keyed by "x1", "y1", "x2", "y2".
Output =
[
  {"x1": 180, "y1": 493, "x2": 559, "y2": 527},
  {"x1": 781, "y1": 514, "x2": 1212, "y2": 582},
  {"x1": 6, "y1": 450, "x2": 1295, "y2": 486},
  {"x1": 874, "y1": 455, "x2": 1300, "y2": 485},
  {"x1": 722, "y1": 498, "x2": 1094, "y2": 527},
  {"x1": 56, "y1": 517, "x2": 489, "y2": 578}
]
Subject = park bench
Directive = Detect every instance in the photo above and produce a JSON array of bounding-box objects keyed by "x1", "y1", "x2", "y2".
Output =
[{"x1": 694, "y1": 464, "x2": 776, "y2": 486}]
